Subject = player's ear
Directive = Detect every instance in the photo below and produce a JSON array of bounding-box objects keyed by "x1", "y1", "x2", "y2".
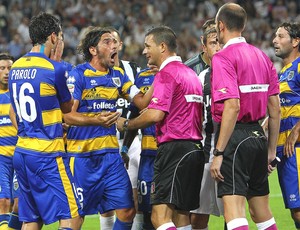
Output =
[
  {"x1": 89, "y1": 46, "x2": 97, "y2": 56},
  {"x1": 292, "y1": 37, "x2": 300, "y2": 48}
]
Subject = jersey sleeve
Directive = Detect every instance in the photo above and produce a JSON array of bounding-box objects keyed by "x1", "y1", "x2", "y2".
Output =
[
  {"x1": 70, "y1": 68, "x2": 84, "y2": 101},
  {"x1": 211, "y1": 53, "x2": 240, "y2": 103},
  {"x1": 54, "y1": 63, "x2": 72, "y2": 104}
]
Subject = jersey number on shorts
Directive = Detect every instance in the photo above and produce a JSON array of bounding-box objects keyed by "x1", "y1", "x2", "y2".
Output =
[{"x1": 12, "y1": 83, "x2": 37, "y2": 122}]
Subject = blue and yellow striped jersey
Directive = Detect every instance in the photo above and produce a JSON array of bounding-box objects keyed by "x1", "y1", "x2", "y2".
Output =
[
  {"x1": 277, "y1": 57, "x2": 300, "y2": 152},
  {"x1": 0, "y1": 89, "x2": 17, "y2": 157},
  {"x1": 134, "y1": 68, "x2": 157, "y2": 156},
  {"x1": 8, "y1": 52, "x2": 72, "y2": 156},
  {"x1": 66, "y1": 62, "x2": 135, "y2": 156}
]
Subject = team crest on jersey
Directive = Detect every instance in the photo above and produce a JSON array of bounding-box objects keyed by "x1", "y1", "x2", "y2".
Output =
[
  {"x1": 287, "y1": 71, "x2": 294, "y2": 81},
  {"x1": 112, "y1": 77, "x2": 121, "y2": 87},
  {"x1": 90, "y1": 79, "x2": 97, "y2": 86}
]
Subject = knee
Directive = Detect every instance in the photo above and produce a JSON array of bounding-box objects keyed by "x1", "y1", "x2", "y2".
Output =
[
  {"x1": 291, "y1": 209, "x2": 300, "y2": 223},
  {"x1": 0, "y1": 198, "x2": 11, "y2": 212},
  {"x1": 116, "y1": 207, "x2": 136, "y2": 222}
]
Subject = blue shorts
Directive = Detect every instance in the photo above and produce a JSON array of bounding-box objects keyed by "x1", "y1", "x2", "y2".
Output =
[
  {"x1": 12, "y1": 171, "x2": 20, "y2": 199},
  {"x1": 277, "y1": 147, "x2": 300, "y2": 209},
  {"x1": 72, "y1": 153, "x2": 134, "y2": 215},
  {"x1": 0, "y1": 155, "x2": 13, "y2": 199},
  {"x1": 13, "y1": 152, "x2": 82, "y2": 224},
  {"x1": 137, "y1": 155, "x2": 155, "y2": 213}
]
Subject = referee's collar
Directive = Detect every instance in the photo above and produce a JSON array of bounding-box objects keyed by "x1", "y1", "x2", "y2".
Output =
[
  {"x1": 223, "y1": 37, "x2": 246, "y2": 49},
  {"x1": 159, "y1": 56, "x2": 182, "y2": 70}
]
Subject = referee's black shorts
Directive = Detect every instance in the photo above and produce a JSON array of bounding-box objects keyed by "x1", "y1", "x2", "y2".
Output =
[
  {"x1": 216, "y1": 122, "x2": 269, "y2": 198},
  {"x1": 151, "y1": 140, "x2": 205, "y2": 211}
]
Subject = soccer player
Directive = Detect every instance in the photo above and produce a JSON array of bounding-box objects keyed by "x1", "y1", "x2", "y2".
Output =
[
  {"x1": 190, "y1": 28, "x2": 224, "y2": 230},
  {"x1": 0, "y1": 53, "x2": 18, "y2": 230},
  {"x1": 117, "y1": 25, "x2": 205, "y2": 230},
  {"x1": 273, "y1": 22, "x2": 300, "y2": 230},
  {"x1": 64, "y1": 27, "x2": 151, "y2": 230},
  {"x1": 8, "y1": 12, "x2": 83, "y2": 230},
  {"x1": 99, "y1": 27, "x2": 142, "y2": 230},
  {"x1": 184, "y1": 18, "x2": 215, "y2": 75},
  {"x1": 210, "y1": 3, "x2": 280, "y2": 230}
]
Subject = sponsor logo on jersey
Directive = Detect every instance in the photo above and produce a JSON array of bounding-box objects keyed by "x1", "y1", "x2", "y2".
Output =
[
  {"x1": 239, "y1": 84, "x2": 269, "y2": 93},
  {"x1": 112, "y1": 77, "x2": 121, "y2": 87},
  {"x1": 185, "y1": 94, "x2": 203, "y2": 103},
  {"x1": 0, "y1": 117, "x2": 12, "y2": 125},
  {"x1": 116, "y1": 98, "x2": 130, "y2": 109},
  {"x1": 92, "y1": 102, "x2": 115, "y2": 110}
]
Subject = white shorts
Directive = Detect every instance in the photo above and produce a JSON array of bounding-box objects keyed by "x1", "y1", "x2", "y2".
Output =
[
  {"x1": 118, "y1": 135, "x2": 141, "y2": 189},
  {"x1": 190, "y1": 162, "x2": 224, "y2": 216}
]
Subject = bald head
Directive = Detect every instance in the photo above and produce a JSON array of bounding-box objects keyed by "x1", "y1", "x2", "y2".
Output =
[{"x1": 216, "y1": 3, "x2": 247, "y2": 32}]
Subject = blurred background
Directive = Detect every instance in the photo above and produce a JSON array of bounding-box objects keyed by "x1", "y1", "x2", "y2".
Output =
[{"x1": 0, "y1": 0, "x2": 299, "y2": 71}]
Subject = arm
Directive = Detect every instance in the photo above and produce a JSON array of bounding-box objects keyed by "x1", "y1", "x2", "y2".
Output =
[
  {"x1": 117, "y1": 108, "x2": 164, "y2": 132},
  {"x1": 60, "y1": 98, "x2": 74, "y2": 114},
  {"x1": 63, "y1": 100, "x2": 120, "y2": 127},
  {"x1": 132, "y1": 85, "x2": 154, "y2": 110},
  {"x1": 9, "y1": 105, "x2": 18, "y2": 130},
  {"x1": 210, "y1": 98, "x2": 240, "y2": 182}
]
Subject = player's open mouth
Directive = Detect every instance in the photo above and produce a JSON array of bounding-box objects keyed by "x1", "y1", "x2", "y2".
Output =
[{"x1": 111, "y1": 52, "x2": 117, "y2": 60}]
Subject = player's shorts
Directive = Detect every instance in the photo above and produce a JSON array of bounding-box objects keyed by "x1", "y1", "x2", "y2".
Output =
[
  {"x1": 217, "y1": 122, "x2": 269, "y2": 198},
  {"x1": 0, "y1": 155, "x2": 13, "y2": 199},
  {"x1": 13, "y1": 152, "x2": 82, "y2": 224},
  {"x1": 72, "y1": 153, "x2": 134, "y2": 215},
  {"x1": 118, "y1": 136, "x2": 141, "y2": 189},
  {"x1": 277, "y1": 147, "x2": 300, "y2": 209},
  {"x1": 12, "y1": 171, "x2": 20, "y2": 199},
  {"x1": 190, "y1": 162, "x2": 223, "y2": 216},
  {"x1": 137, "y1": 155, "x2": 155, "y2": 213},
  {"x1": 151, "y1": 140, "x2": 205, "y2": 211}
]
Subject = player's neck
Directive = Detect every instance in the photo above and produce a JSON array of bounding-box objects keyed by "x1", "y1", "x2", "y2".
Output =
[
  {"x1": 283, "y1": 51, "x2": 300, "y2": 66},
  {"x1": 31, "y1": 44, "x2": 51, "y2": 57}
]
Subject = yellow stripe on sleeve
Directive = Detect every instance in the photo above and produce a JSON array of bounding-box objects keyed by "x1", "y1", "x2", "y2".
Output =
[
  {"x1": 141, "y1": 136, "x2": 158, "y2": 150},
  {"x1": 40, "y1": 82, "x2": 56, "y2": 97}
]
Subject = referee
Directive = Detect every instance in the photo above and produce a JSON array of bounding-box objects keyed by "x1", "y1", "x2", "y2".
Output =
[{"x1": 210, "y1": 3, "x2": 280, "y2": 230}]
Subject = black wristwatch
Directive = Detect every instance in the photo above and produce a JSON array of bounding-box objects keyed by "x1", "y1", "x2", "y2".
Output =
[
  {"x1": 213, "y1": 149, "x2": 224, "y2": 156},
  {"x1": 123, "y1": 119, "x2": 129, "y2": 131}
]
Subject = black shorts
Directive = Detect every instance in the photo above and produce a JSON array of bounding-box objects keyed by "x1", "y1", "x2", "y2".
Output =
[
  {"x1": 151, "y1": 140, "x2": 205, "y2": 211},
  {"x1": 216, "y1": 123, "x2": 269, "y2": 198}
]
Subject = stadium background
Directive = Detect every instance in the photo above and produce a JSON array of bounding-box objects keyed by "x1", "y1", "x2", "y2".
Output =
[{"x1": 0, "y1": 0, "x2": 299, "y2": 71}]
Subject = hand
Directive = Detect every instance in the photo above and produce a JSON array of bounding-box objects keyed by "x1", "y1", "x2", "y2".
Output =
[
  {"x1": 284, "y1": 127, "x2": 299, "y2": 157},
  {"x1": 210, "y1": 156, "x2": 224, "y2": 182},
  {"x1": 50, "y1": 39, "x2": 64, "y2": 61},
  {"x1": 121, "y1": 152, "x2": 130, "y2": 169},
  {"x1": 96, "y1": 111, "x2": 120, "y2": 128},
  {"x1": 117, "y1": 117, "x2": 127, "y2": 132},
  {"x1": 62, "y1": 122, "x2": 70, "y2": 131},
  {"x1": 147, "y1": 64, "x2": 159, "y2": 75}
]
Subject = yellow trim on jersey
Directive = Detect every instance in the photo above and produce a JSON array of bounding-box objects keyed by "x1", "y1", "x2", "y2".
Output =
[
  {"x1": 280, "y1": 63, "x2": 292, "y2": 74},
  {"x1": 121, "y1": 81, "x2": 132, "y2": 100},
  {"x1": 42, "y1": 109, "x2": 63, "y2": 126},
  {"x1": 141, "y1": 136, "x2": 158, "y2": 150},
  {"x1": 0, "y1": 146, "x2": 15, "y2": 157},
  {"x1": 280, "y1": 82, "x2": 292, "y2": 93},
  {"x1": 56, "y1": 157, "x2": 79, "y2": 218},
  {"x1": 40, "y1": 82, "x2": 56, "y2": 97},
  {"x1": 280, "y1": 105, "x2": 300, "y2": 120},
  {"x1": 84, "y1": 69, "x2": 108, "y2": 77},
  {"x1": 13, "y1": 57, "x2": 54, "y2": 70},
  {"x1": 67, "y1": 135, "x2": 118, "y2": 154},
  {"x1": 17, "y1": 137, "x2": 65, "y2": 153},
  {"x1": 113, "y1": 66, "x2": 125, "y2": 75},
  {"x1": 0, "y1": 126, "x2": 17, "y2": 137},
  {"x1": 82, "y1": 86, "x2": 119, "y2": 100},
  {"x1": 278, "y1": 130, "x2": 300, "y2": 146},
  {"x1": 0, "y1": 103, "x2": 11, "y2": 114}
]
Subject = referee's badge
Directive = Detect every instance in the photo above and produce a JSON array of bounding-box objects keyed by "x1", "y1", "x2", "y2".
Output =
[
  {"x1": 112, "y1": 77, "x2": 121, "y2": 87},
  {"x1": 287, "y1": 71, "x2": 294, "y2": 81}
]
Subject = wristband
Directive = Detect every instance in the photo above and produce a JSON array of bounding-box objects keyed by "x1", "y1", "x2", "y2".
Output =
[{"x1": 121, "y1": 145, "x2": 129, "y2": 154}]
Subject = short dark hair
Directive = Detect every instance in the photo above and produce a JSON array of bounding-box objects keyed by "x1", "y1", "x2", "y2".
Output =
[
  {"x1": 29, "y1": 12, "x2": 62, "y2": 46},
  {"x1": 0, "y1": 53, "x2": 14, "y2": 62},
  {"x1": 202, "y1": 28, "x2": 217, "y2": 45},
  {"x1": 105, "y1": 26, "x2": 121, "y2": 41},
  {"x1": 77, "y1": 27, "x2": 111, "y2": 62},
  {"x1": 278, "y1": 22, "x2": 300, "y2": 51},
  {"x1": 145, "y1": 25, "x2": 177, "y2": 53},
  {"x1": 202, "y1": 19, "x2": 215, "y2": 33},
  {"x1": 216, "y1": 3, "x2": 247, "y2": 32}
]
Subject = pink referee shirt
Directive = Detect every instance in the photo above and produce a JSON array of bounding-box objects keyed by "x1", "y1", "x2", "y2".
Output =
[
  {"x1": 148, "y1": 56, "x2": 203, "y2": 144},
  {"x1": 211, "y1": 37, "x2": 279, "y2": 123}
]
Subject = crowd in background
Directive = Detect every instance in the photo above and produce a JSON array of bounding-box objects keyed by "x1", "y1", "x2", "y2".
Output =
[{"x1": 0, "y1": 0, "x2": 299, "y2": 70}]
